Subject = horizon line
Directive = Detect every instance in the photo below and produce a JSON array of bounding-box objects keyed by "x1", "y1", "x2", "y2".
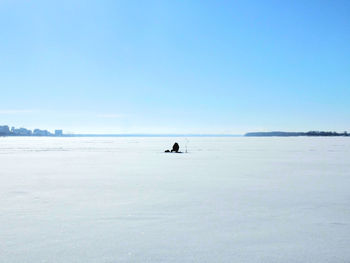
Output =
[{"x1": 62, "y1": 133, "x2": 244, "y2": 137}]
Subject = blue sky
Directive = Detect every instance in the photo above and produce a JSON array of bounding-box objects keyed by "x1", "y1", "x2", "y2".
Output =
[{"x1": 1, "y1": 0, "x2": 349, "y2": 134}]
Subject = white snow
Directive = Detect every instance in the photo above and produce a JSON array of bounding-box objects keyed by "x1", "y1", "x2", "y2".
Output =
[{"x1": 1, "y1": 137, "x2": 350, "y2": 262}]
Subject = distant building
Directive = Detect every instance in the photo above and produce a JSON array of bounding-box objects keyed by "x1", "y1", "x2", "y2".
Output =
[
  {"x1": 33, "y1": 129, "x2": 52, "y2": 136},
  {"x1": 55, "y1": 130, "x2": 63, "y2": 136},
  {"x1": 0, "y1": 125, "x2": 10, "y2": 136},
  {"x1": 11, "y1": 127, "x2": 32, "y2": 136}
]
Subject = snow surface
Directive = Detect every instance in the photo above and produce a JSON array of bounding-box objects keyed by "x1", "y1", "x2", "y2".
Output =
[{"x1": 1, "y1": 137, "x2": 350, "y2": 263}]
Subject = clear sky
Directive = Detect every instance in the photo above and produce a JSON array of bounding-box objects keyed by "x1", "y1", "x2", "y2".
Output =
[{"x1": 1, "y1": 0, "x2": 349, "y2": 134}]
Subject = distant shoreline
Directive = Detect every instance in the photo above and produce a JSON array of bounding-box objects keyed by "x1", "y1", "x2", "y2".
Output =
[
  {"x1": 0, "y1": 134, "x2": 242, "y2": 137},
  {"x1": 2, "y1": 124, "x2": 349, "y2": 138},
  {"x1": 245, "y1": 131, "x2": 349, "y2": 137}
]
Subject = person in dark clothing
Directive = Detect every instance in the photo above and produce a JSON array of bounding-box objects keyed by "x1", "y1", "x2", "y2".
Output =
[
  {"x1": 164, "y1": 142, "x2": 181, "y2": 153},
  {"x1": 171, "y1": 142, "x2": 179, "y2": 153}
]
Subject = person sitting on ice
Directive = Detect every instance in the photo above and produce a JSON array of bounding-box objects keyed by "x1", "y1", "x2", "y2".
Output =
[
  {"x1": 171, "y1": 142, "x2": 179, "y2": 153},
  {"x1": 164, "y1": 142, "x2": 180, "y2": 153}
]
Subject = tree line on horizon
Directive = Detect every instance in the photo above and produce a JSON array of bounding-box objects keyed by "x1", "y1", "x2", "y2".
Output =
[{"x1": 245, "y1": 131, "x2": 349, "y2": 137}]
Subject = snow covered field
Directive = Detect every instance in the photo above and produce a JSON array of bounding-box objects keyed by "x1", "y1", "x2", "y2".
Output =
[{"x1": 1, "y1": 137, "x2": 350, "y2": 263}]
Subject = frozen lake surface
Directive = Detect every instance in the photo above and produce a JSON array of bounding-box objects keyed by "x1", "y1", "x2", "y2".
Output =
[{"x1": 1, "y1": 137, "x2": 350, "y2": 263}]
